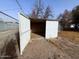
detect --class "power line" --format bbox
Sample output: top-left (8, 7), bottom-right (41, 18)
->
top-left (0, 8), bottom-right (19, 12)
top-left (15, 0), bottom-right (24, 12)
top-left (0, 11), bottom-right (18, 21)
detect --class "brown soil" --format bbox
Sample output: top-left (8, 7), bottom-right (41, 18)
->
top-left (1, 31), bottom-right (79, 59)
top-left (0, 29), bottom-right (19, 59)
top-left (18, 32), bottom-right (79, 59)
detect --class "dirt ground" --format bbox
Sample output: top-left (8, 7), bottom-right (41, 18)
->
top-left (0, 31), bottom-right (79, 59)
top-left (18, 31), bottom-right (79, 59)
top-left (0, 29), bottom-right (19, 59)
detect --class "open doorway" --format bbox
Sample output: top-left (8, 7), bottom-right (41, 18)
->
top-left (30, 18), bottom-right (46, 37)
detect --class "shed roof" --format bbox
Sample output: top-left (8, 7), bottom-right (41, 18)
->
top-left (29, 17), bottom-right (59, 23)
top-left (20, 13), bottom-right (58, 22)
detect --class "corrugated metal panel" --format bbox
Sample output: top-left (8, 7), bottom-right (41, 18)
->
top-left (19, 13), bottom-right (31, 55)
top-left (45, 21), bottom-right (58, 39)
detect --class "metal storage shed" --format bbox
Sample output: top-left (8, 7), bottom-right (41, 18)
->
top-left (30, 18), bottom-right (59, 39)
top-left (19, 13), bottom-right (59, 55)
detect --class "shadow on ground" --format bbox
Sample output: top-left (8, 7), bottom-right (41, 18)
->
top-left (0, 32), bottom-right (19, 59)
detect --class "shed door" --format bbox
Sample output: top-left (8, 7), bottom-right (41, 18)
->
top-left (19, 13), bottom-right (31, 55)
top-left (45, 21), bottom-right (58, 39)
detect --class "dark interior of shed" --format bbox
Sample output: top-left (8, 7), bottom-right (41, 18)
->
top-left (30, 18), bottom-right (46, 37)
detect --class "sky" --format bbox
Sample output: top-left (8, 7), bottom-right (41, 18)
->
top-left (0, 0), bottom-right (79, 21)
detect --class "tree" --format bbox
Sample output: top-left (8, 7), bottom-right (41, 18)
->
top-left (31, 9), bottom-right (37, 18)
top-left (43, 6), bottom-right (53, 19)
top-left (72, 5), bottom-right (79, 24)
top-left (59, 9), bottom-right (72, 30)
top-left (30, 0), bottom-right (44, 19)
top-left (30, 0), bottom-right (53, 19)
top-left (57, 14), bottom-right (63, 20)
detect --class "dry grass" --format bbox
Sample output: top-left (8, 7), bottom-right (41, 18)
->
top-left (59, 31), bottom-right (79, 44)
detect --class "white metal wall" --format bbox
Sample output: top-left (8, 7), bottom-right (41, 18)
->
top-left (19, 13), bottom-right (31, 55)
top-left (45, 21), bottom-right (58, 39)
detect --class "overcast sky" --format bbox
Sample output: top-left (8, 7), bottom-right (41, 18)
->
top-left (0, 0), bottom-right (79, 21)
